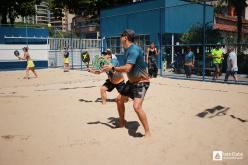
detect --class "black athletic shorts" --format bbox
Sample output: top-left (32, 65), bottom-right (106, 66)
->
top-left (103, 79), bottom-right (125, 93)
top-left (120, 81), bottom-right (150, 100)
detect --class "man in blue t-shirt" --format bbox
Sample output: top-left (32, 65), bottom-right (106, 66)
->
top-left (184, 47), bottom-right (195, 78)
top-left (103, 29), bottom-right (151, 137)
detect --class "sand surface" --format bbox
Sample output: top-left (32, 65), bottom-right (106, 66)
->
top-left (0, 68), bottom-right (247, 165)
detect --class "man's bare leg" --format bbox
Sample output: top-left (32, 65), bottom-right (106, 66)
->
top-left (100, 86), bottom-right (108, 105)
top-left (133, 98), bottom-right (151, 137)
top-left (213, 70), bottom-right (219, 80)
top-left (217, 70), bottom-right (220, 79)
top-left (233, 74), bottom-right (238, 82)
top-left (116, 94), bottom-right (127, 127)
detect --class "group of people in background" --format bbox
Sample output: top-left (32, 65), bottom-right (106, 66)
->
top-left (144, 42), bottom-right (239, 82)
top-left (18, 41), bottom-right (238, 84)
top-left (210, 45), bottom-right (238, 82)
top-left (165, 44), bottom-right (238, 82)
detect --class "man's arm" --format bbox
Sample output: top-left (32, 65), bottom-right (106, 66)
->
top-left (114, 63), bottom-right (133, 73)
top-left (103, 48), bottom-right (138, 73)
top-left (210, 50), bottom-right (216, 58)
top-left (87, 68), bottom-right (102, 74)
top-left (102, 63), bottom-right (134, 73)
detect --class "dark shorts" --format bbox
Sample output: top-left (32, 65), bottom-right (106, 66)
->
top-left (184, 65), bottom-right (192, 76)
top-left (103, 79), bottom-right (125, 93)
top-left (213, 63), bottom-right (221, 71)
top-left (226, 70), bottom-right (238, 76)
top-left (120, 81), bottom-right (150, 100)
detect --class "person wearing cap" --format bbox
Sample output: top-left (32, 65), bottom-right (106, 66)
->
top-left (224, 47), bottom-right (238, 82)
top-left (106, 48), bottom-right (117, 59)
top-left (18, 47), bottom-right (38, 79)
top-left (103, 29), bottom-right (151, 137)
top-left (210, 44), bottom-right (223, 80)
top-left (63, 47), bottom-right (70, 72)
top-left (88, 50), bottom-right (125, 104)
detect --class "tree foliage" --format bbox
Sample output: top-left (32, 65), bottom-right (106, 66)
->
top-left (50, 0), bottom-right (133, 19)
top-left (180, 24), bottom-right (222, 44)
top-left (0, 0), bottom-right (41, 24)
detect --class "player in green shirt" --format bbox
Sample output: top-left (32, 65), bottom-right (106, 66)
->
top-left (210, 45), bottom-right (223, 80)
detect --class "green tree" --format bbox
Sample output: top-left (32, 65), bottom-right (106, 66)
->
top-left (180, 24), bottom-right (222, 44)
top-left (50, 0), bottom-right (133, 19)
top-left (228, 0), bottom-right (247, 54)
top-left (0, 0), bottom-right (41, 24)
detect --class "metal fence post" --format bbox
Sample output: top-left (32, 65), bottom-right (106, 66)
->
top-left (80, 28), bottom-right (83, 70)
top-left (202, 1), bottom-right (206, 81)
top-left (70, 24), bottom-right (74, 69)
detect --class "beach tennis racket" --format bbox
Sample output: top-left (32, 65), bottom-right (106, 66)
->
top-left (81, 51), bottom-right (90, 68)
top-left (14, 50), bottom-right (20, 57)
top-left (92, 55), bottom-right (110, 70)
top-left (81, 51), bottom-right (90, 63)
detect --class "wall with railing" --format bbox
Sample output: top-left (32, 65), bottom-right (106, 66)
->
top-left (0, 38), bottom-right (101, 70)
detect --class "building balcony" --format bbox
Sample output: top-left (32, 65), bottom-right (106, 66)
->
top-left (214, 14), bottom-right (248, 33)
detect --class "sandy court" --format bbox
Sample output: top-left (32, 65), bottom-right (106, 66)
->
top-left (0, 68), bottom-right (247, 165)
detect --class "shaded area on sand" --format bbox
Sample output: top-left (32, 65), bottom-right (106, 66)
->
top-left (196, 105), bottom-right (247, 123)
top-left (78, 98), bottom-right (116, 103)
top-left (87, 117), bottom-right (143, 138)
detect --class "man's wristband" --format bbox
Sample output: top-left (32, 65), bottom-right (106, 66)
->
top-left (112, 66), bottom-right (115, 72)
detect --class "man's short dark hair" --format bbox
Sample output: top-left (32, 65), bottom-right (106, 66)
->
top-left (121, 29), bottom-right (135, 42)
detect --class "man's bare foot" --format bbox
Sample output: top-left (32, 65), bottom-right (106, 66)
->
top-left (145, 131), bottom-right (151, 137)
top-left (116, 120), bottom-right (125, 128)
top-left (118, 124), bottom-right (125, 128)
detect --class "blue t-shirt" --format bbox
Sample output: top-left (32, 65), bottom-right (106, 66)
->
top-left (125, 44), bottom-right (149, 83)
top-left (185, 51), bottom-right (194, 63)
top-left (106, 58), bottom-right (123, 80)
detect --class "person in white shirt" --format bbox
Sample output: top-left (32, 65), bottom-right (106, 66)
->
top-left (224, 47), bottom-right (238, 82)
